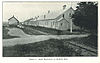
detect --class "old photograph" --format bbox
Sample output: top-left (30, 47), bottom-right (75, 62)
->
top-left (3, 1), bottom-right (98, 57)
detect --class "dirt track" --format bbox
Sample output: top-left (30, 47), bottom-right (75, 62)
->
top-left (3, 28), bottom-right (89, 47)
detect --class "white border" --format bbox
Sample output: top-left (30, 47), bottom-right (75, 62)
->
top-left (0, 0), bottom-right (99, 63)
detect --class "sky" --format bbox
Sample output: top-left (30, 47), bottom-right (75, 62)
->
top-left (3, 1), bottom-right (79, 22)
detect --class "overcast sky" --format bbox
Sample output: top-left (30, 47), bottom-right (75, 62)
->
top-left (3, 1), bottom-right (78, 22)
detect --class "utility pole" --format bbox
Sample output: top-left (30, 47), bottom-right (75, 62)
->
top-left (70, 2), bottom-right (72, 33)
top-left (70, 19), bottom-right (72, 33)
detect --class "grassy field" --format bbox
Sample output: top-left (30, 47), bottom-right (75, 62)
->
top-left (3, 34), bottom-right (97, 57)
top-left (3, 25), bottom-right (97, 57)
top-left (20, 25), bottom-right (58, 35)
top-left (3, 39), bottom-right (81, 57)
top-left (21, 25), bottom-right (87, 35)
top-left (3, 26), bottom-right (20, 39)
top-left (64, 35), bottom-right (97, 49)
top-left (20, 26), bottom-right (48, 35)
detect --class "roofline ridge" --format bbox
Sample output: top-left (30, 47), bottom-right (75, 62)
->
top-left (8, 16), bottom-right (19, 22)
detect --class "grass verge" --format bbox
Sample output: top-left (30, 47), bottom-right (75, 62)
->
top-left (3, 39), bottom-right (81, 57)
top-left (21, 25), bottom-right (87, 35)
top-left (3, 26), bottom-right (20, 39)
top-left (3, 34), bottom-right (97, 57)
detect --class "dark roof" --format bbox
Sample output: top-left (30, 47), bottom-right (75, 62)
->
top-left (36, 19), bottom-right (55, 21)
top-left (24, 18), bottom-right (33, 22)
top-left (8, 15), bottom-right (19, 22)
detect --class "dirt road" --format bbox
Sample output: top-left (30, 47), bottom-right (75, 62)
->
top-left (3, 28), bottom-right (89, 47)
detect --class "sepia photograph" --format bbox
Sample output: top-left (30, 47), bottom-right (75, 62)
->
top-left (2, 1), bottom-right (98, 57)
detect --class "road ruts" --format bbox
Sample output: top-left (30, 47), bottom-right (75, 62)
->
top-left (64, 41), bottom-right (97, 56)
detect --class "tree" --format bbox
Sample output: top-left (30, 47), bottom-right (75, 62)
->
top-left (72, 2), bottom-right (98, 31)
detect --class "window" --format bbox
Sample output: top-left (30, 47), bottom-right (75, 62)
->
top-left (61, 23), bottom-right (63, 26)
top-left (45, 22), bottom-right (46, 25)
top-left (47, 22), bottom-right (48, 25)
top-left (69, 13), bottom-right (72, 17)
top-left (51, 22), bottom-right (52, 27)
top-left (53, 21), bottom-right (55, 25)
top-left (63, 14), bottom-right (64, 18)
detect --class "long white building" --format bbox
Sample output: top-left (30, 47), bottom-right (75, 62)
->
top-left (23, 7), bottom-right (79, 31)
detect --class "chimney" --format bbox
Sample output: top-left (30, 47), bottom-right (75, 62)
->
top-left (48, 10), bottom-right (50, 14)
top-left (63, 5), bottom-right (66, 10)
top-left (44, 15), bottom-right (46, 19)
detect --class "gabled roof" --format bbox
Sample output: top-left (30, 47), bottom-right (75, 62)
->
top-left (8, 15), bottom-right (19, 22)
top-left (24, 7), bottom-right (74, 22)
top-left (37, 7), bottom-right (74, 20)
top-left (55, 7), bottom-right (74, 20)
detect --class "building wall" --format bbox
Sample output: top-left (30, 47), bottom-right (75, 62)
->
top-left (55, 7), bottom-right (80, 30)
top-left (23, 8), bottom-right (80, 31)
top-left (33, 19), bottom-right (70, 30)
top-left (24, 18), bottom-right (74, 30)
top-left (57, 19), bottom-right (69, 30)
top-left (35, 19), bottom-right (57, 28)
top-left (8, 18), bottom-right (19, 26)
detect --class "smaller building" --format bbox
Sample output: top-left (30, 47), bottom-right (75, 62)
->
top-left (8, 15), bottom-right (19, 26)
